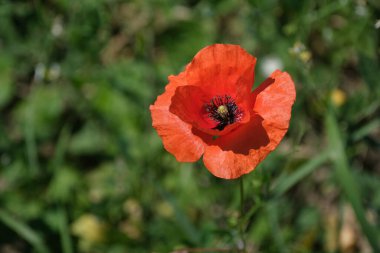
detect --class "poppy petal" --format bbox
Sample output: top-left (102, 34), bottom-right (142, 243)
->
top-left (253, 70), bottom-right (296, 131)
top-left (203, 146), bottom-right (257, 179)
top-left (185, 44), bottom-right (257, 98)
top-left (169, 85), bottom-right (213, 129)
top-left (202, 115), bottom-right (267, 179)
top-left (150, 72), bottom-right (205, 162)
top-left (202, 70), bottom-right (295, 179)
top-left (154, 72), bottom-right (187, 107)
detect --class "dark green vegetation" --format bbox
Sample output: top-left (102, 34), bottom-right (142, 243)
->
top-left (0, 0), bottom-right (379, 252)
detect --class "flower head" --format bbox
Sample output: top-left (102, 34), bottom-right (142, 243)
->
top-left (331, 88), bottom-right (346, 107)
top-left (150, 44), bottom-right (296, 179)
top-left (71, 214), bottom-right (106, 243)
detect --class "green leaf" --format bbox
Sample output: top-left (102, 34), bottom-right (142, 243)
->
top-left (352, 118), bottom-right (380, 141)
top-left (46, 167), bottom-right (80, 202)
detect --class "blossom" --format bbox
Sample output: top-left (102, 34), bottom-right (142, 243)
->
top-left (150, 44), bottom-right (296, 179)
top-left (331, 88), bottom-right (346, 107)
top-left (71, 214), bottom-right (106, 243)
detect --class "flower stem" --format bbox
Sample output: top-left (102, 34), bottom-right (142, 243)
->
top-left (239, 177), bottom-right (246, 252)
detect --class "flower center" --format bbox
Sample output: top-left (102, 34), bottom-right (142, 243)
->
top-left (217, 105), bottom-right (228, 118)
top-left (205, 95), bottom-right (243, 130)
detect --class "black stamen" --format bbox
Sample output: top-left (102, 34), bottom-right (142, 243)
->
top-left (205, 95), bottom-right (243, 130)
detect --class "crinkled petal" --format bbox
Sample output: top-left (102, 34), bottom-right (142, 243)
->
top-left (154, 71), bottom-right (187, 106)
top-left (169, 85), bottom-right (212, 129)
top-left (202, 115), bottom-right (267, 178)
top-left (253, 70), bottom-right (296, 131)
top-left (203, 146), bottom-right (257, 179)
top-left (185, 44), bottom-right (257, 100)
top-left (202, 70), bottom-right (296, 179)
top-left (150, 72), bottom-right (205, 162)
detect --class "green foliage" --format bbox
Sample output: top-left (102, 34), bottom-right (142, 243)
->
top-left (0, 0), bottom-right (379, 252)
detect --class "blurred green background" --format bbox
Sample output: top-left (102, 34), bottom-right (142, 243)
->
top-left (0, 0), bottom-right (379, 252)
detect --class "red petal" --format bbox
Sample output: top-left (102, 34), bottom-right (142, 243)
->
top-left (202, 70), bottom-right (296, 179)
top-left (203, 146), bottom-right (258, 179)
top-left (185, 44), bottom-right (256, 101)
top-left (169, 85), bottom-right (214, 129)
top-left (154, 72), bottom-right (187, 107)
top-left (169, 85), bottom-right (250, 136)
top-left (150, 72), bottom-right (205, 162)
top-left (253, 70), bottom-right (296, 131)
top-left (202, 115), bottom-right (267, 179)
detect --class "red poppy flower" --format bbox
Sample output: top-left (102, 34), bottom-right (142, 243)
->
top-left (150, 44), bottom-right (296, 179)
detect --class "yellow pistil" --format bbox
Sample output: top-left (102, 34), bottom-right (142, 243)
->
top-left (217, 105), bottom-right (228, 118)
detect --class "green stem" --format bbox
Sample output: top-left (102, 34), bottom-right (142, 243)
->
top-left (239, 177), bottom-right (246, 252)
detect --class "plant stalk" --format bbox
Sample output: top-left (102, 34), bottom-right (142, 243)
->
top-left (239, 177), bottom-right (246, 252)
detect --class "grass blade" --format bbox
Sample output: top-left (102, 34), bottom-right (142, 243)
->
top-left (352, 118), bottom-right (380, 141)
top-left (57, 208), bottom-right (73, 253)
top-left (272, 151), bottom-right (330, 197)
top-left (267, 201), bottom-right (287, 253)
top-left (25, 113), bottom-right (39, 175)
top-left (49, 125), bottom-right (71, 172)
top-left (325, 111), bottom-right (380, 252)
top-left (0, 209), bottom-right (49, 253)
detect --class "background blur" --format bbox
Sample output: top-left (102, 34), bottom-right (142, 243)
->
top-left (0, 0), bottom-right (379, 252)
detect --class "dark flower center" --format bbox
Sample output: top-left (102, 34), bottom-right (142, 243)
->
top-left (205, 95), bottom-right (243, 130)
